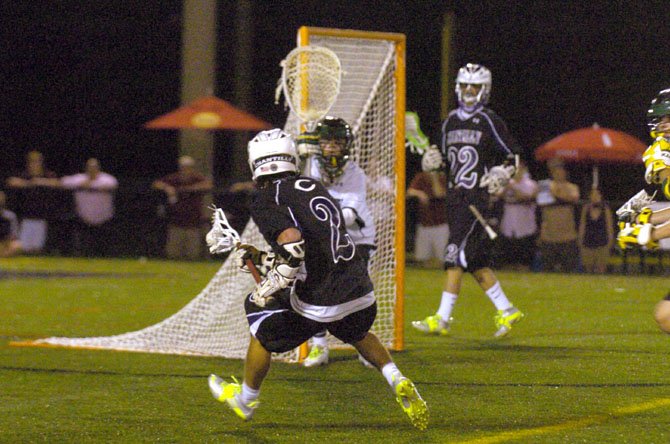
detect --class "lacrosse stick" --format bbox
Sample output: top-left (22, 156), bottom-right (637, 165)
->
top-left (405, 111), bottom-right (431, 155)
top-left (468, 204), bottom-right (498, 240)
top-left (275, 45), bottom-right (342, 176)
top-left (206, 206), bottom-right (261, 283)
top-left (616, 189), bottom-right (656, 223)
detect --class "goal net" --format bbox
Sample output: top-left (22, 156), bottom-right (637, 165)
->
top-left (22, 27), bottom-right (406, 362)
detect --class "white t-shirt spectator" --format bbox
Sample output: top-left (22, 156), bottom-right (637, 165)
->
top-left (61, 172), bottom-right (118, 226)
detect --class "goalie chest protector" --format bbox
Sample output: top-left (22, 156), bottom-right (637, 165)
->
top-left (250, 175), bottom-right (373, 307)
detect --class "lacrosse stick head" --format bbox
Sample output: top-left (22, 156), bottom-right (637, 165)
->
top-left (280, 45), bottom-right (342, 131)
top-left (405, 111), bottom-right (430, 154)
top-left (206, 206), bottom-right (240, 254)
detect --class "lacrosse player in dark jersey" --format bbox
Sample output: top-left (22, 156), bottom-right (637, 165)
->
top-left (208, 129), bottom-right (427, 429)
top-left (413, 63), bottom-right (525, 338)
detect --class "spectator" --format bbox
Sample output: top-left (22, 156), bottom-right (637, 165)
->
top-left (579, 188), bottom-right (614, 273)
top-left (407, 170), bottom-right (449, 268)
top-left (536, 159), bottom-right (580, 272)
top-left (5, 151), bottom-right (59, 253)
top-left (152, 155), bottom-right (213, 260)
top-left (0, 191), bottom-right (22, 257)
top-left (497, 160), bottom-right (538, 270)
top-left (60, 158), bottom-right (118, 257)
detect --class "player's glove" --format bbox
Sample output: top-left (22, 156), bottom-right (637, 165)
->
top-left (480, 164), bottom-right (516, 195)
top-left (236, 244), bottom-right (275, 276)
top-left (615, 189), bottom-right (656, 223)
top-left (296, 130), bottom-right (320, 158)
top-left (421, 145), bottom-right (443, 172)
top-left (617, 208), bottom-right (657, 250)
top-left (250, 261), bottom-right (299, 307)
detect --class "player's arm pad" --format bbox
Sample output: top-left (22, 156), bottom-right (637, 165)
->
top-left (250, 239), bottom-right (305, 307)
top-left (296, 131), bottom-right (320, 158)
top-left (342, 207), bottom-right (365, 229)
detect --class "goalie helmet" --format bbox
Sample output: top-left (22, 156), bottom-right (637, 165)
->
top-left (455, 63), bottom-right (492, 111)
top-left (647, 88), bottom-right (670, 139)
top-left (316, 116), bottom-right (353, 180)
top-left (247, 129), bottom-right (299, 181)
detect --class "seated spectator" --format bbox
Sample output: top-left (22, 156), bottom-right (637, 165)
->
top-left (60, 158), bottom-right (118, 257)
top-left (407, 170), bottom-right (449, 268)
top-left (5, 151), bottom-right (59, 253)
top-left (497, 161), bottom-right (538, 270)
top-left (578, 188), bottom-right (614, 273)
top-left (536, 159), bottom-right (581, 272)
top-left (0, 191), bottom-right (22, 257)
top-left (152, 155), bottom-right (213, 260)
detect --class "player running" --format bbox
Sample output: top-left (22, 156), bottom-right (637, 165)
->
top-left (300, 116), bottom-right (376, 368)
top-left (207, 129), bottom-right (428, 429)
top-left (616, 88), bottom-right (670, 333)
top-left (412, 63), bottom-right (525, 338)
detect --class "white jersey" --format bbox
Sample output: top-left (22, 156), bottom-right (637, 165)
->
top-left (308, 157), bottom-right (376, 247)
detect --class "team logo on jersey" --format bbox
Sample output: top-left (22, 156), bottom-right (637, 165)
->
top-left (447, 129), bottom-right (482, 145)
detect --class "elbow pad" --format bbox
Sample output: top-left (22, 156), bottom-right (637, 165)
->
top-left (279, 239), bottom-right (305, 267)
top-left (342, 208), bottom-right (357, 227)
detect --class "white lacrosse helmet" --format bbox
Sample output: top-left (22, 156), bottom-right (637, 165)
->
top-left (455, 63), bottom-right (492, 111)
top-left (248, 129), bottom-right (299, 181)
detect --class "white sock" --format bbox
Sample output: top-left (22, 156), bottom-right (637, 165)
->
top-left (312, 332), bottom-right (328, 348)
top-left (381, 363), bottom-right (403, 388)
top-left (240, 382), bottom-right (260, 405)
top-left (436, 291), bottom-right (458, 320)
top-left (485, 281), bottom-right (512, 311)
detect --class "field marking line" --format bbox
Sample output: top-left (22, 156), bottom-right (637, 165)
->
top-left (455, 397), bottom-right (670, 444)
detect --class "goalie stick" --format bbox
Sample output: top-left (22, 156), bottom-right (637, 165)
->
top-left (206, 206), bottom-right (261, 283)
top-left (468, 204), bottom-right (498, 240)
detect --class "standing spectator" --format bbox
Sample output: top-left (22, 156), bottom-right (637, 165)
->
top-left (407, 170), bottom-right (449, 268)
top-left (0, 191), bottom-right (22, 257)
top-left (497, 160), bottom-right (538, 270)
top-left (152, 155), bottom-right (213, 260)
top-left (536, 159), bottom-right (581, 272)
top-left (579, 188), bottom-right (614, 273)
top-left (60, 158), bottom-right (118, 257)
top-left (412, 63), bottom-right (525, 338)
top-left (5, 151), bottom-right (59, 253)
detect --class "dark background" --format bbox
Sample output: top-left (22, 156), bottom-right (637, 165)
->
top-left (2, 0), bottom-right (668, 198)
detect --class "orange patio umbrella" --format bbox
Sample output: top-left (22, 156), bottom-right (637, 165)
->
top-left (535, 123), bottom-right (647, 188)
top-left (144, 96), bottom-right (272, 130)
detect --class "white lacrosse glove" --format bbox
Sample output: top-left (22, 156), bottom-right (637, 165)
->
top-left (296, 130), bottom-right (320, 158)
top-left (615, 189), bottom-right (656, 223)
top-left (236, 243), bottom-right (275, 276)
top-left (250, 262), bottom-right (299, 307)
top-left (480, 164), bottom-right (516, 195)
top-left (205, 208), bottom-right (240, 254)
top-left (421, 145), bottom-right (443, 172)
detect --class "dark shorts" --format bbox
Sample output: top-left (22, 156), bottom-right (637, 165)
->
top-left (444, 202), bottom-right (495, 272)
top-left (244, 290), bottom-right (377, 353)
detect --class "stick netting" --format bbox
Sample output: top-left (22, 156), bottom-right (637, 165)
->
top-left (34, 31), bottom-right (402, 362)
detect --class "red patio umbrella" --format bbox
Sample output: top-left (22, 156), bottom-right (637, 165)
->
top-left (144, 96), bottom-right (272, 130)
top-left (535, 123), bottom-right (647, 188)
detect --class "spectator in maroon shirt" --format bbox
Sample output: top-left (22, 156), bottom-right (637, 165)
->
top-left (152, 155), bottom-right (213, 260)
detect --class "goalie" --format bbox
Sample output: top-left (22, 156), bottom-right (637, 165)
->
top-left (413, 63), bottom-right (525, 338)
top-left (207, 129), bottom-right (428, 429)
top-left (617, 87), bottom-right (670, 333)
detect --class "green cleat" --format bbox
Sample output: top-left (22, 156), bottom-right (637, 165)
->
top-left (208, 374), bottom-right (258, 421)
top-left (411, 314), bottom-right (451, 335)
top-left (303, 345), bottom-right (329, 367)
top-left (393, 376), bottom-right (429, 430)
top-left (494, 307), bottom-right (525, 338)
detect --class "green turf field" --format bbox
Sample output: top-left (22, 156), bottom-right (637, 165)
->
top-left (1, 257), bottom-right (669, 443)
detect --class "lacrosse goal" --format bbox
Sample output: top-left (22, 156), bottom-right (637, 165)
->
top-left (16, 27), bottom-right (406, 362)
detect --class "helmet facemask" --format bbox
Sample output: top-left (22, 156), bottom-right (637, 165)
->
top-left (317, 138), bottom-right (349, 182)
top-left (455, 63), bottom-right (492, 112)
top-left (316, 116), bottom-right (353, 181)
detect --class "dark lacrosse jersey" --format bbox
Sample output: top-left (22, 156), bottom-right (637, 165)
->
top-left (440, 106), bottom-right (521, 270)
top-left (250, 175), bottom-right (374, 322)
top-left (440, 107), bottom-right (520, 209)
